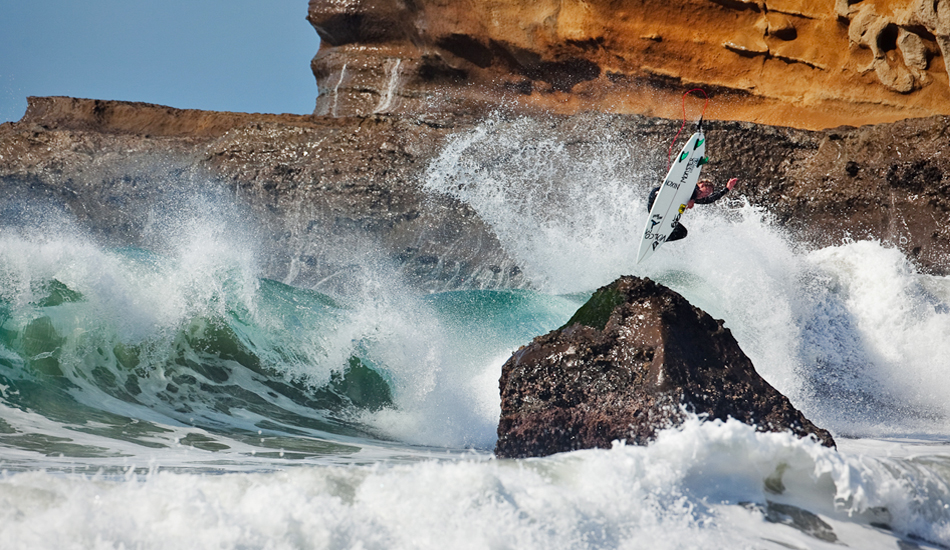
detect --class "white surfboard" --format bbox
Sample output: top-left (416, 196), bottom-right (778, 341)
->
top-left (636, 129), bottom-right (707, 264)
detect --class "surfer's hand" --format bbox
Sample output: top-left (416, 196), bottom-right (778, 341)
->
top-left (727, 178), bottom-right (738, 191)
top-left (687, 200), bottom-right (695, 209)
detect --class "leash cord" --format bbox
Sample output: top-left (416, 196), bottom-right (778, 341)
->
top-left (666, 88), bottom-right (709, 169)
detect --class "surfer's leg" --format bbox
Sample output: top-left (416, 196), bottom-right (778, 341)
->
top-left (667, 223), bottom-right (688, 242)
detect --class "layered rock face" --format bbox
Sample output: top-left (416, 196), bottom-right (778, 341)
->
top-left (0, 97), bottom-right (521, 292)
top-left (2, 97), bottom-right (949, 280)
top-left (495, 276), bottom-right (835, 459)
top-left (309, 0), bottom-right (950, 130)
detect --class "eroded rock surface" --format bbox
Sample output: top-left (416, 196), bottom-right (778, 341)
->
top-left (309, 0), bottom-right (950, 129)
top-left (0, 97), bottom-right (519, 292)
top-left (495, 276), bottom-right (835, 458)
top-left (2, 97), bottom-right (948, 282)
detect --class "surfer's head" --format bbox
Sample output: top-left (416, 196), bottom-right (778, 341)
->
top-left (696, 180), bottom-right (714, 199)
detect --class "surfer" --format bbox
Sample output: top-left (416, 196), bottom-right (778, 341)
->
top-left (647, 178), bottom-right (738, 242)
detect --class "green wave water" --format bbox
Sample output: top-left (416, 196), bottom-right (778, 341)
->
top-left (0, 242), bottom-right (583, 467)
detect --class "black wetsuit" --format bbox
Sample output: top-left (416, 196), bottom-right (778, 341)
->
top-left (647, 185), bottom-right (729, 242)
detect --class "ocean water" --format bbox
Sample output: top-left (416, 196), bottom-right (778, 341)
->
top-left (1, 118), bottom-right (950, 549)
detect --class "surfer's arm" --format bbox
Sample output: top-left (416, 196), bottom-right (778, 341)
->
top-left (647, 187), bottom-right (660, 211)
top-left (693, 191), bottom-right (721, 205)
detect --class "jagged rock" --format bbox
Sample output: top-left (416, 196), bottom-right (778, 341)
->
top-left (495, 276), bottom-right (835, 459)
top-left (308, 0), bottom-right (950, 130)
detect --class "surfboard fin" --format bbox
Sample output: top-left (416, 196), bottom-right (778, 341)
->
top-left (698, 156), bottom-right (709, 166)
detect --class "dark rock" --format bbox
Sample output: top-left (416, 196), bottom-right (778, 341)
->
top-left (495, 276), bottom-right (835, 459)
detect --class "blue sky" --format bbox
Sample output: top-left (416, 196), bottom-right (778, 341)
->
top-left (0, 0), bottom-right (320, 123)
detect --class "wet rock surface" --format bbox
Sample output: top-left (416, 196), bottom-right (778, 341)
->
top-left (2, 97), bottom-right (948, 281)
top-left (0, 98), bottom-right (519, 292)
top-left (495, 276), bottom-right (835, 458)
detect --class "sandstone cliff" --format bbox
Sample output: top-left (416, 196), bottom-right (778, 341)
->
top-left (308, 0), bottom-right (950, 129)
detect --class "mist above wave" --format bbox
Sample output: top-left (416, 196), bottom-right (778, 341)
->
top-left (424, 118), bottom-right (950, 439)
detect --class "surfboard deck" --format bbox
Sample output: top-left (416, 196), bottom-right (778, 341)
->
top-left (636, 130), bottom-right (706, 264)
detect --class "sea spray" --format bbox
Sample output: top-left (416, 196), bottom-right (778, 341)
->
top-left (361, 289), bottom-right (583, 448)
top-left (0, 197), bottom-right (406, 458)
top-left (423, 116), bottom-right (650, 294)
top-left (803, 240), bottom-right (950, 433)
top-left (1, 114), bottom-right (949, 549)
top-left (422, 117), bottom-right (950, 439)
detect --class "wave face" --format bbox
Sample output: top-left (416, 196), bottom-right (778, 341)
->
top-left (0, 199), bottom-right (584, 466)
top-left (1, 116), bottom-right (949, 548)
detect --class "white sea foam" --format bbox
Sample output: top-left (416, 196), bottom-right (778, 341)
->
top-left (355, 291), bottom-right (582, 449)
top-left (0, 418), bottom-right (946, 550)
top-left (423, 117), bottom-right (647, 294)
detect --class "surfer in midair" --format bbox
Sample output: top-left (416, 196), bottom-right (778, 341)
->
top-left (646, 177), bottom-right (739, 242)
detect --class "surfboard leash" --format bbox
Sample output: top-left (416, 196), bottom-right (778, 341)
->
top-left (666, 88), bottom-right (709, 169)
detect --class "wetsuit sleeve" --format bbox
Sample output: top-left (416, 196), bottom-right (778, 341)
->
top-left (693, 188), bottom-right (729, 205)
top-left (647, 187), bottom-right (660, 211)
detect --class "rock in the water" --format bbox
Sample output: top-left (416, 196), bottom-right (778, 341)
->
top-left (495, 276), bottom-right (835, 458)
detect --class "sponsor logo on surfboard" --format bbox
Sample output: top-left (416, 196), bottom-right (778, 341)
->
top-left (678, 160), bottom-right (699, 185)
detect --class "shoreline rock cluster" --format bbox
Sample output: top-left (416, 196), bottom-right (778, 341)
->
top-left (2, 96), bottom-right (948, 284)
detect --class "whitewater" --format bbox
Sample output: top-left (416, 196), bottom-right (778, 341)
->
top-left (1, 117), bottom-right (949, 549)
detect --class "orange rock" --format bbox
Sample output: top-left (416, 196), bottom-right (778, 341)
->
top-left (308, 0), bottom-right (950, 129)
